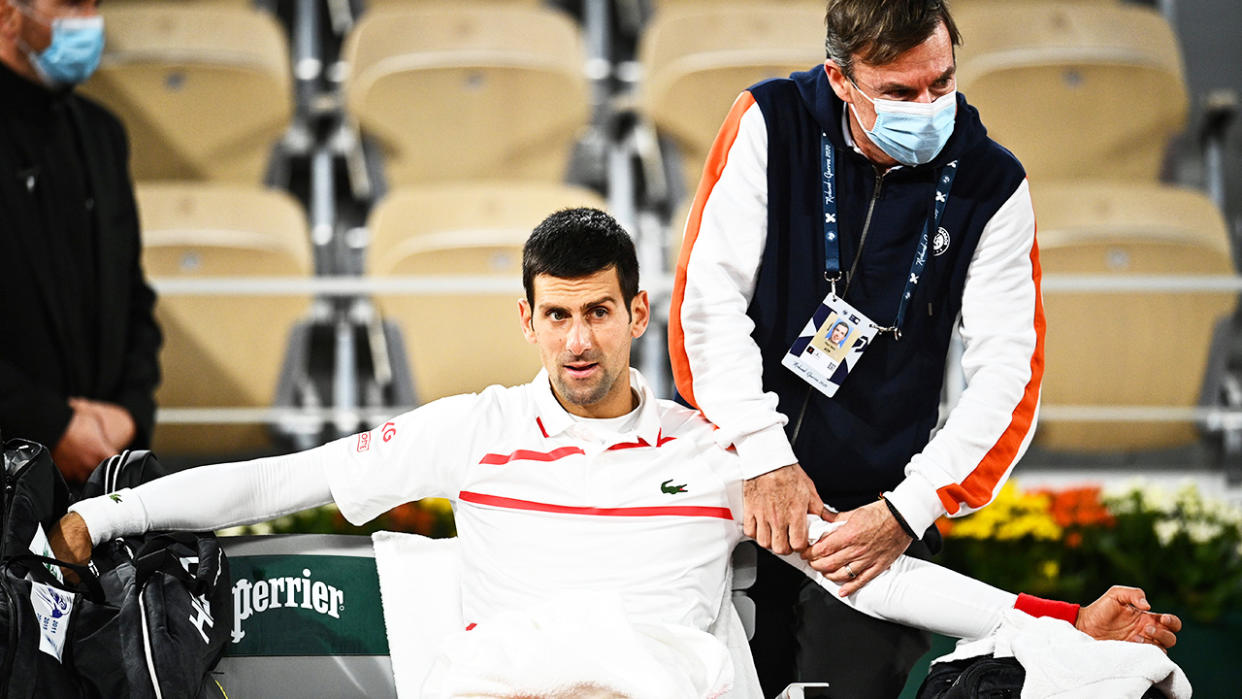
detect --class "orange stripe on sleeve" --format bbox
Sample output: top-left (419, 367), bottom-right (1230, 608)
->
top-left (668, 91), bottom-right (758, 410)
top-left (936, 230), bottom-right (1045, 515)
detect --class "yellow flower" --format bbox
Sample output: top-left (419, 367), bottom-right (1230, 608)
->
top-left (1040, 560), bottom-right (1060, 580)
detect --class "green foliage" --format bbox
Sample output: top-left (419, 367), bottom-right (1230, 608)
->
top-left (938, 481), bottom-right (1242, 622)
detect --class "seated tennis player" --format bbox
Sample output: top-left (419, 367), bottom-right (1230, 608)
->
top-left (53, 209), bottom-right (1180, 697)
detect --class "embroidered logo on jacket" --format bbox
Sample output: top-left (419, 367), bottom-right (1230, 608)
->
top-left (660, 479), bottom-right (688, 495)
top-left (932, 227), bottom-right (951, 256)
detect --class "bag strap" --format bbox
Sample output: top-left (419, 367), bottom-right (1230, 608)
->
top-left (133, 533), bottom-right (222, 595)
top-left (6, 551), bottom-right (106, 601)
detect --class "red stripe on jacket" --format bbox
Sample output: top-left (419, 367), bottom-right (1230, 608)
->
top-left (937, 230), bottom-right (1045, 514)
top-left (668, 91), bottom-right (758, 410)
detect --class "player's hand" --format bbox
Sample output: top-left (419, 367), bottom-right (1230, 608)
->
top-left (48, 512), bottom-right (93, 583)
top-left (807, 500), bottom-right (912, 596)
top-left (52, 408), bottom-right (114, 484)
top-left (1076, 585), bottom-right (1181, 651)
top-left (69, 398), bottom-right (136, 451)
top-left (743, 463), bottom-right (824, 555)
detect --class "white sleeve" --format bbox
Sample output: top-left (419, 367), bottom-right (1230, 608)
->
top-left (775, 517), bottom-right (1017, 640)
top-left (68, 449), bottom-right (333, 547)
top-left (885, 180), bottom-right (1043, 536)
top-left (69, 391), bottom-right (487, 545)
top-left (669, 92), bottom-right (798, 480)
top-left (778, 550), bottom-right (1016, 641)
top-left (325, 392), bottom-right (483, 523)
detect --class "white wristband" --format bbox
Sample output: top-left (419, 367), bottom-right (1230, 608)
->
top-left (67, 487), bottom-right (149, 547)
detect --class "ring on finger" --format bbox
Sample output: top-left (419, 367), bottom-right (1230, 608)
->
top-left (843, 562), bottom-right (857, 579)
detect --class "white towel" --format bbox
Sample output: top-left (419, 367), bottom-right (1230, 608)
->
top-left (422, 592), bottom-right (734, 699)
top-left (932, 609), bottom-right (1192, 699)
top-left (371, 531), bottom-right (734, 698)
top-left (371, 531), bottom-right (464, 698)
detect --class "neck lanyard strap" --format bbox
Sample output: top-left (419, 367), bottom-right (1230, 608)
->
top-left (821, 134), bottom-right (842, 294)
top-left (821, 133), bottom-right (959, 339)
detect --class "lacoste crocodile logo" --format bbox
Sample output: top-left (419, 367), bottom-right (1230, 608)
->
top-left (661, 479), bottom-right (688, 495)
top-left (108, 493), bottom-right (123, 503)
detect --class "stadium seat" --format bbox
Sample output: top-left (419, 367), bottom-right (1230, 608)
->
top-left (137, 183), bottom-right (311, 454)
top-left (365, 182), bottom-right (606, 402)
top-left (953, 2), bottom-right (1187, 183)
top-left (1032, 181), bottom-right (1235, 451)
top-left (638, 1), bottom-right (824, 197)
top-left (341, 4), bottom-right (589, 187)
top-left (79, 3), bottom-right (292, 183)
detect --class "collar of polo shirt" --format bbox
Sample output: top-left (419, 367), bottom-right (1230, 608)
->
top-left (532, 367), bottom-right (663, 447)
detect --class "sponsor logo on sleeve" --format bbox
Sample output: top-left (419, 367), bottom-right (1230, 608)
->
top-left (356, 431), bottom-right (371, 453)
top-left (381, 421), bottom-right (397, 443)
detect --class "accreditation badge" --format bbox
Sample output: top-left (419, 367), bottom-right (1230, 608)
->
top-left (781, 292), bottom-right (878, 398)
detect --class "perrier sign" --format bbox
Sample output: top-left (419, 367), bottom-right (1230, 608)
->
top-left (225, 554), bottom-right (389, 656)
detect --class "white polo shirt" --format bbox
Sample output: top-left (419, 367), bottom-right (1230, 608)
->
top-left (327, 368), bottom-right (747, 631)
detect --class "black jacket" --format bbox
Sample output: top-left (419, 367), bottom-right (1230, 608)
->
top-left (0, 61), bottom-right (161, 449)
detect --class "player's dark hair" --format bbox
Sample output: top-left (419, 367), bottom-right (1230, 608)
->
top-left (522, 207), bottom-right (640, 315)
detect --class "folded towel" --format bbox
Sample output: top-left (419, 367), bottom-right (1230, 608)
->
top-left (372, 531), bottom-right (464, 698)
top-left (933, 609), bottom-right (1192, 699)
top-left (372, 531), bottom-right (734, 698)
top-left (422, 592), bottom-right (733, 699)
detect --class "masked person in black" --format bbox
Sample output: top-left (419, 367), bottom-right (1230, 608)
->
top-left (0, 0), bottom-right (161, 484)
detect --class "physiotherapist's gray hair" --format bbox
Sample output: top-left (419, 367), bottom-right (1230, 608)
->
top-left (824, 0), bottom-right (961, 79)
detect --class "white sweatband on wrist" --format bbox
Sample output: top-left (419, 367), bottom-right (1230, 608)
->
top-left (67, 487), bottom-right (149, 547)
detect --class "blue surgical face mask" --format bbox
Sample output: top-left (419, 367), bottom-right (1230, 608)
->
top-left (849, 81), bottom-right (957, 166)
top-left (20, 11), bottom-right (105, 87)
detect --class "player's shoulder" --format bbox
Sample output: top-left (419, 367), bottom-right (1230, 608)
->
top-left (654, 399), bottom-right (719, 441)
top-left (394, 381), bottom-right (534, 429)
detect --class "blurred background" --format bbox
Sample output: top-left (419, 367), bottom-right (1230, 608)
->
top-left (79, 0), bottom-right (1242, 691)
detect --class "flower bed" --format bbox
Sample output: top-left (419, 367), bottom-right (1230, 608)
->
top-left (217, 498), bottom-right (457, 540)
top-left (936, 480), bottom-right (1242, 622)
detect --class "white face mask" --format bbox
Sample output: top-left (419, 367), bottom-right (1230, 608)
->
top-left (849, 81), bottom-right (957, 166)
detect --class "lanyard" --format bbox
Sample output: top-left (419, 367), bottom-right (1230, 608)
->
top-left (821, 133), bottom-right (958, 340)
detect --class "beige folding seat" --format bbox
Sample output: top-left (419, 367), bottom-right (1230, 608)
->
top-left (366, 183), bottom-right (606, 401)
top-left (138, 183), bottom-right (312, 455)
top-left (1032, 181), bottom-right (1235, 451)
top-left (638, 1), bottom-right (824, 197)
top-left (953, 2), bottom-right (1187, 183)
top-left (79, 3), bottom-right (292, 183)
top-left (342, 4), bottom-right (589, 187)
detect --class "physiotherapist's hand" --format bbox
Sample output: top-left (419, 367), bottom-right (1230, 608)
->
top-left (743, 463), bottom-right (824, 555)
top-left (48, 512), bottom-right (93, 583)
top-left (1076, 585), bottom-right (1181, 651)
top-left (70, 397), bottom-right (136, 451)
top-left (807, 500), bottom-right (911, 596)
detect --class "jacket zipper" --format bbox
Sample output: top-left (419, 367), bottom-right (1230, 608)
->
top-left (843, 165), bottom-right (886, 297)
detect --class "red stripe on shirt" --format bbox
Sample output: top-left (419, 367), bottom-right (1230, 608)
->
top-left (606, 431), bottom-right (678, 451)
top-left (937, 222), bottom-right (1045, 514)
top-left (478, 446), bottom-right (585, 465)
top-left (458, 491), bottom-right (734, 520)
top-left (669, 91), bottom-right (758, 410)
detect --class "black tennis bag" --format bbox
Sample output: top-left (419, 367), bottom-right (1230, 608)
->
top-left (0, 441), bottom-right (231, 698)
top-left (917, 655), bottom-right (1168, 699)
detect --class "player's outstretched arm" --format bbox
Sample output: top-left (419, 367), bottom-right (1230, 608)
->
top-left (50, 448), bottom-right (335, 568)
top-left (775, 520), bottom-right (1181, 649)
